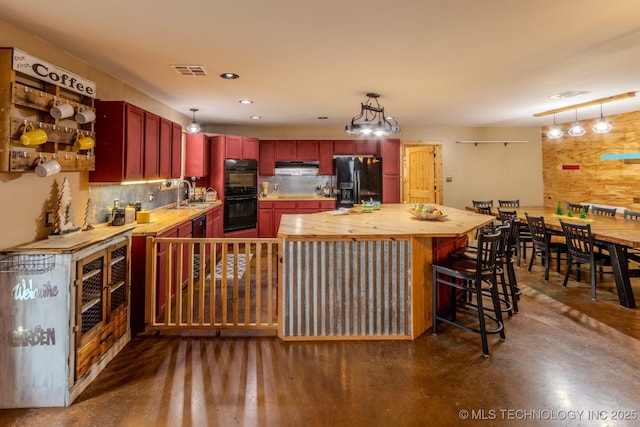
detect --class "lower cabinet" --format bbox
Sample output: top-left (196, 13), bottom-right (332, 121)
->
top-left (0, 231), bottom-right (131, 408)
top-left (259, 199), bottom-right (335, 238)
top-left (74, 238), bottom-right (130, 380)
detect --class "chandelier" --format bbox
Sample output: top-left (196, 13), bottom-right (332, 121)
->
top-left (345, 93), bottom-right (400, 137)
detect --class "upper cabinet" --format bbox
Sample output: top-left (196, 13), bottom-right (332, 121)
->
top-left (185, 133), bottom-right (210, 178)
top-left (259, 140), bottom-right (276, 176)
top-left (90, 100), bottom-right (181, 182)
top-left (143, 112), bottom-right (160, 179)
top-left (380, 138), bottom-right (400, 175)
top-left (0, 47), bottom-right (96, 173)
top-left (215, 135), bottom-right (258, 160)
top-left (171, 122), bottom-right (182, 179)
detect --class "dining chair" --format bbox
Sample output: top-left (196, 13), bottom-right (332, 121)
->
top-left (473, 200), bottom-right (493, 209)
top-left (498, 200), bottom-right (520, 208)
top-left (591, 206), bottom-right (617, 217)
top-left (526, 213), bottom-right (568, 281)
top-left (624, 209), bottom-right (640, 220)
top-left (560, 221), bottom-right (612, 300)
top-left (432, 229), bottom-right (505, 356)
top-left (566, 203), bottom-right (587, 214)
top-left (476, 205), bottom-right (493, 215)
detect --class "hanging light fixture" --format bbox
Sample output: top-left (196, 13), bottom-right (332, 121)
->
top-left (345, 93), bottom-right (400, 137)
top-left (186, 108), bottom-right (201, 134)
top-left (567, 109), bottom-right (585, 137)
top-left (592, 104), bottom-right (612, 134)
top-left (547, 113), bottom-right (563, 139)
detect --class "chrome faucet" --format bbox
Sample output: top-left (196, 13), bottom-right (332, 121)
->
top-left (176, 179), bottom-right (195, 208)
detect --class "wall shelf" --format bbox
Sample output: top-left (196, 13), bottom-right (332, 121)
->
top-left (456, 140), bottom-right (528, 146)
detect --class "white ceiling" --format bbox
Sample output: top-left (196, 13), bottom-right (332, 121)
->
top-left (3, 0), bottom-right (640, 130)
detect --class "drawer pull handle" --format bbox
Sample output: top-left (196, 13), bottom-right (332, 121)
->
top-left (100, 332), bottom-right (113, 344)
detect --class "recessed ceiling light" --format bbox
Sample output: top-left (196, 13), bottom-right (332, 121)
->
top-left (250, 115), bottom-right (261, 119)
top-left (548, 91), bottom-right (591, 99)
top-left (317, 116), bottom-right (328, 120)
top-left (220, 73), bottom-right (239, 79)
top-left (239, 99), bottom-right (253, 104)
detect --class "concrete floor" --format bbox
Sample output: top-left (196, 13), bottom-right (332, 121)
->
top-left (2, 262), bottom-right (640, 427)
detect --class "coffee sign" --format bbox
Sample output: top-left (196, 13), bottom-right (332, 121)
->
top-left (12, 48), bottom-right (96, 98)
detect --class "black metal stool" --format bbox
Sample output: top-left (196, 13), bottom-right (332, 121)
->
top-left (432, 230), bottom-right (505, 356)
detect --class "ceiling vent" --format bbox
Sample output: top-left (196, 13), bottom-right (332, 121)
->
top-left (170, 65), bottom-right (208, 77)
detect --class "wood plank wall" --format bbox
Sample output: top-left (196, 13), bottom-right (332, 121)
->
top-left (543, 110), bottom-right (640, 211)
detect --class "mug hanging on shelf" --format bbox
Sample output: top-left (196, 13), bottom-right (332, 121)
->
top-left (75, 106), bottom-right (96, 124)
top-left (73, 131), bottom-right (95, 150)
top-left (20, 123), bottom-right (48, 146)
top-left (34, 157), bottom-right (61, 177)
top-left (50, 99), bottom-right (74, 119)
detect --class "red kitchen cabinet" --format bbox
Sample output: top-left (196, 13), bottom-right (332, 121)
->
top-left (185, 133), bottom-right (210, 178)
top-left (260, 199), bottom-right (335, 237)
top-left (296, 200), bottom-right (321, 214)
top-left (381, 138), bottom-right (400, 175)
top-left (318, 140), bottom-right (334, 175)
top-left (275, 140), bottom-right (297, 161)
top-left (159, 118), bottom-right (172, 178)
top-left (333, 140), bottom-right (356, 155)
top-left (224, 135), bottom-right (244, 159)
top-left (259, 140), bottom-right (276, 176)
top-left (144, 112), bottom-right (160, 179)
top-left (171, 122), bottom-right (183, 179)
top-left (91, 101), bottom-right (145, 182)
top-left (382, 174), bottom-right (401, 204)
top-left (274, 201), bottom-right (297, 235)
top-left (297, 140), bottom-right (319, 160)
top-left (258, 201), bottom-right (274, 238)
top-left (243, 137), bottom-right (259, 160)
top-left (356, 139), bottom-right (380, 156)
top-left (205, 205), bottom-right (223, 238)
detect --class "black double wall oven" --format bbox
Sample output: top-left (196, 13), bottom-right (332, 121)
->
top-left (223, 159), bottom-right (258, 233)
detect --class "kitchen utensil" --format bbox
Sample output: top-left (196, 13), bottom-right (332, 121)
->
top-left (75, 106), bottom-right (96, 124)
top-left (111, 208), bottom-right (125, 226)
top-left (73, 132), bottom-right (95, 150)
top-left (136, 210), bottom-right (151, 223)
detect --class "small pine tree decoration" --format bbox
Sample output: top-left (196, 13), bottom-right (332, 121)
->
top-left (567, 209), bottom-right (573, 217)
top-left (580, 208), bottom-right (587, 219)
top-left (555, 201), bottom-right (563, 215)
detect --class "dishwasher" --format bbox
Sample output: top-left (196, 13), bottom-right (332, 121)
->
top-left (192, 214), bottom-right (206, 278)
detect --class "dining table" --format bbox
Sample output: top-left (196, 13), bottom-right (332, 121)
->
top-left (496, 206), bottom-right (638, 309)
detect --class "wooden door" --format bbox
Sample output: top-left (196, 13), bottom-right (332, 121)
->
top-left (404, 145), bottom-right (441, 204)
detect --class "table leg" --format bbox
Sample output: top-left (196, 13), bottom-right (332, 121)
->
top-left (607, 243), bottom-right (637, 308)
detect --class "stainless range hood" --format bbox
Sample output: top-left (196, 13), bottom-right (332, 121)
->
top-left (274, 161), bottom-right (319, 176)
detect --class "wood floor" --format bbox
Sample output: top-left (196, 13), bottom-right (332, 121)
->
top-left (2, 260), bottom-right (640, 427)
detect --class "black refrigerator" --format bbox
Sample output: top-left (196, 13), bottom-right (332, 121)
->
top-left (335, 156), bottom-right (383, 208)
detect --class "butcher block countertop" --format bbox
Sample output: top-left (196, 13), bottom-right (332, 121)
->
top-left (1, 202), bottom-right (222, 253)
top-left (277, 204), bottom-right (494, 239)
top-left (131, 201), bottom-right (221, 237)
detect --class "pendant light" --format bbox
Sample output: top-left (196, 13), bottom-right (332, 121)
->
top-left (345, 93), bottom-right (400, 137)
top-left (547, 113), bottom-right (563, 139)
top-left (592, 104), bottom-right (612, 134)
top-left (567, 109), bottom-right (585, 137)
top-left (186, 108), bottom-right (201, 134)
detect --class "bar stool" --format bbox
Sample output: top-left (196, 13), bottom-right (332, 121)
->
top-left (432, 230), bottom-right (505, 356)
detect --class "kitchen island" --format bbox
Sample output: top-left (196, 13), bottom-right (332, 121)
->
top-left (276, 204), bottom-right (493, 340)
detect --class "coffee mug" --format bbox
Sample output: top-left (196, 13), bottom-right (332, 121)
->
top-left (75, 106), bottom-right (96, 124)
top-left (50, 100), bottom-right (74, 119)
top-left (35, 158), bottom-right (61, 177)
top-left (73, 132), bottom-right (95, 150)
top-left (20, 123), bottom-right (48, 146)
